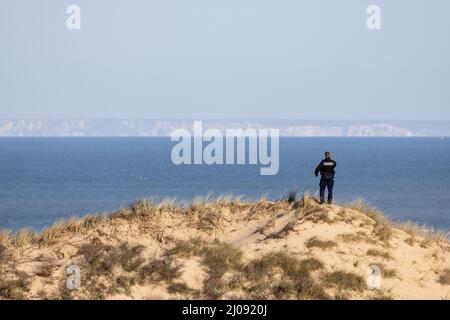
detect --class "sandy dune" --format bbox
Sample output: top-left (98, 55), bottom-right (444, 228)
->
top-left (1, 195), bottom-right (449, 300)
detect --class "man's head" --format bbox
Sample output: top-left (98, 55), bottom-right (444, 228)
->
top-left (324, 151), bottom-right (331, 159)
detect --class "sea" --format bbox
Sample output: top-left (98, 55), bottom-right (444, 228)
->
top-left (0, 137), bottom-right (449, 232)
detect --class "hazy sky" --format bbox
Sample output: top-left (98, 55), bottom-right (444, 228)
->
top-left (1, 0), bottom-right (449, 120)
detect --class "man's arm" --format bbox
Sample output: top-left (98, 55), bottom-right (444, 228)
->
top-left (314, 161), bottom-right (323, 177)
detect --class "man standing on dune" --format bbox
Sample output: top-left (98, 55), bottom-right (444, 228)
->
top-left (315, 151), bottom-right (337, 204)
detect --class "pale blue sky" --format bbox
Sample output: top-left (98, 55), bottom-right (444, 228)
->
top-left (1, 0), bottom-right (449, 120)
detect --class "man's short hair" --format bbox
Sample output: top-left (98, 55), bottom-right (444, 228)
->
top-left (324, 151), bottom-right (331, 157)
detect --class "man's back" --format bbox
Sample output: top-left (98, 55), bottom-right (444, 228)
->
top-left (315, 152), bottom-right (336, 204)
top-left (315, 158), bottom-right (337, 177)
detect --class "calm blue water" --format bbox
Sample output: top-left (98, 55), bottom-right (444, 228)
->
top-left (0, 138), bottom-right (449, 231)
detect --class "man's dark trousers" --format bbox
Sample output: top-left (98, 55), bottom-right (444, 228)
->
top-left (319, 173), bottom-right (334, 203)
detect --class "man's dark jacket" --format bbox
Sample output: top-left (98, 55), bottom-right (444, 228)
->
top-left (315, 159), bottom-right (337, 178)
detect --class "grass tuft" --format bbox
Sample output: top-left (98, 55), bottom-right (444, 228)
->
top-left (305, 237), bottom-right (337, 250)
top-left (377, 264), bottom-right (399, 279)
top-left (283, 188), bottom-right (300, 203)
top-left (337, 232), bottom-right (377, 245)
top-left (140, 257), bottom-right (183, 283)
top-left (0, 230), bottom-right (12, 247)
top-left (242, 251), bottom-right (327, 299)
top-left (34, 264), bottom-right (55, 278)
top-left (167, 282), bottom-right (198, 295)
top-left (347, 199), bottom-right (393, 242)
top-left (0, 244), bottom-right (11, 263)
top-left (200, 243), bottom-right (243, 299)
top-left (366, 249), bottom-right (392, 260)
top-left (0, 271), bottom-right (30, 300)
top-left (438, 269), bottom-right (450, 285)
top-left (12, 229), bottom-right (36, 247)
top-left (166, 238), bottom-right (205, 258)
top-left (323, 270), bottom-right (365, 292)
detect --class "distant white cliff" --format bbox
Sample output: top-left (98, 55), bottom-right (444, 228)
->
top-left (0, 119), bottom-right (435, 137)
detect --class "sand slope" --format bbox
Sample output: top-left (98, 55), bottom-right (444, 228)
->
top-left (1, 195), bottom-right (449, 300)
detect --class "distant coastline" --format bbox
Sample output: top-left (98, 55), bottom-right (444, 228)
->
top-left (1, 119), bottom-right (450, 137)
